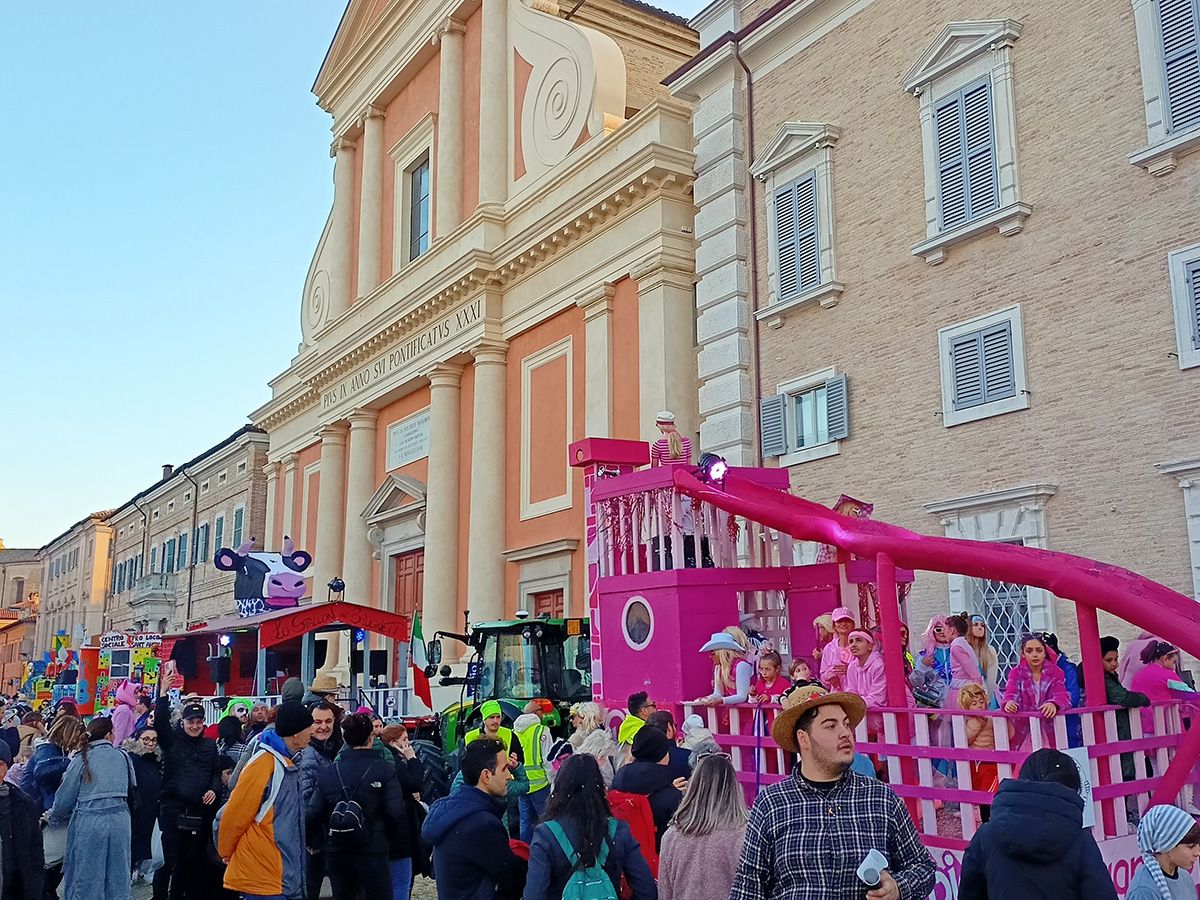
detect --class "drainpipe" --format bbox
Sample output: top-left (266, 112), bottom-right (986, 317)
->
top-left (131, 497), bottom-right (150, 629)
top-left (182, 469), bottom-right (200, 626)
top-left (731, 41), bottom-right (765, 467)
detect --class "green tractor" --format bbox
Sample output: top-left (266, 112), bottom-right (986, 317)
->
top-left (405, 611), bottom-right (593, 801)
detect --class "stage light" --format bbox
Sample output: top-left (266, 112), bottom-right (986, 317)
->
top-left (218, 634), bottom-right (231, 647)
top-left (698, 452), bottom-right (728, 484)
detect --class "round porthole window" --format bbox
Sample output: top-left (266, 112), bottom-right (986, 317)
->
top-left (621, 596), bottom-right (654, 650)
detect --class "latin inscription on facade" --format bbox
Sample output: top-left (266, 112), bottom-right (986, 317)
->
top-left (387, 409), bottom-right (431, 470)
top-left (321, 297), bottom-right (483, 412)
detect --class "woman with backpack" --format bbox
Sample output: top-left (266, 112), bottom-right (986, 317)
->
top-left (522, 753), bottom-right (657, 900)
top-left (308, 712), bottom-right (406, 900)
top-left (49, 716), bottom-right (138, 900)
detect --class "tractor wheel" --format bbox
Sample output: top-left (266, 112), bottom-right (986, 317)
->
top-left (413, 739), bottom-right (452, 803)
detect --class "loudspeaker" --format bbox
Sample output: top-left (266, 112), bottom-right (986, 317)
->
top-left (208, 655), bottom-right (231, 685)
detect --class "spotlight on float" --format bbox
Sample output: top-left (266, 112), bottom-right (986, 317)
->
top-left (698, 452), bottom-right (728, 484)
top-left (218, 634), bottom-right (232, 648)
top-left (327, 577), bottom-right (346, 602)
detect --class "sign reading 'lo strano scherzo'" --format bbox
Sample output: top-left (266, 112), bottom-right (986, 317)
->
top-left (321, 297), bottom-right (483, 411)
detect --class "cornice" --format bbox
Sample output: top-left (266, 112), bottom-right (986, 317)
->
top-left (924, 483), bottom-right (1058, 517)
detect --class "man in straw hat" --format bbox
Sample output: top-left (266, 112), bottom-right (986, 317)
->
top-left (729, 683), bottom-right (935, 900)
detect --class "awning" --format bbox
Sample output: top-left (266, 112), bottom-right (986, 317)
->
top-left (166, 602), bottom-right (411, 649)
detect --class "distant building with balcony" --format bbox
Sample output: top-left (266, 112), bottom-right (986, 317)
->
top-left (35, 513), bottom-right (114, 655)
top-left (104, 426), bottom-right (270, 634)
top-left (0, 545), bottom-right (42, 615)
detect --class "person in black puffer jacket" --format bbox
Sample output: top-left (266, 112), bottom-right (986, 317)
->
top-left (959, 748), bottom-right (1118, 900)
top-left (153, 697), bottom-right (221, 900)
top-left (123, 727), bottom-right (164, 884)
top-left (307, 713), bottom-right (405, 899)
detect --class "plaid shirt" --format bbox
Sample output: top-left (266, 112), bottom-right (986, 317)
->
top-left (729, 768), bottom-right (936, 900)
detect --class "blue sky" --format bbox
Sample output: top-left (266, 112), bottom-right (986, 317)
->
top-left (0, 1), bottom-right (700, 549)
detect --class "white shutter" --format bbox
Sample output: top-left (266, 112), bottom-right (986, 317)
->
top-left (824, 374), bottom-right (849, 441)
top-left (759, 395), bottom-right (788, 457)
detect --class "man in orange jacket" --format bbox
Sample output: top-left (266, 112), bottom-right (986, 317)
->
top-left (218, 701), bottom-right (314, 900)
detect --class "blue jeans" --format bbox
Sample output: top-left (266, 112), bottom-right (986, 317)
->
top-left (389, 857), bottom-right (413, 900)
top-left (518, 788), bottom-right (549, 843)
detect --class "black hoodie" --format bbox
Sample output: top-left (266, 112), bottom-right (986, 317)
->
top-left (421, 785), bottom-right (527, 900)
top-left (958, 779), bottom-right (1117, 900)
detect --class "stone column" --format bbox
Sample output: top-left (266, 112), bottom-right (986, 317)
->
top-left (357, 106), bottom-right (385, 297)
top-left (422, 364), bottom-right (464, 640)
top-left (281, 453), bottom-right (299, 540)
top-left (329, 136), bottom-right (358, 320)
top-left (436, 19), bottom-right (466, 236)
top-left (478, 0), bottom-right (508, 210)
top-left (634, 256), bottom-right (698, 445)
top-left (466, 340), bottom-right (508, 623)
top-left (263, 462), bottom-right (280, 549)
top-left (342, 409), bottom-right (379, 603)
top-left (313, 423), bottom-right (349, 681)
top-left (577, 283), bottom-right (615, 437)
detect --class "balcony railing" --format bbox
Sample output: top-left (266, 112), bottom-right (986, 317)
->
top-left (132, 572), bottom-right (177, 605)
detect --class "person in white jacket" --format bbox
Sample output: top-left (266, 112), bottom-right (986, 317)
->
top-left (514, 703), bottom-right (555, 843)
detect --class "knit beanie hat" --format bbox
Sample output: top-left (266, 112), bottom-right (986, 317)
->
top-left (479, 700), bottom-right (503, 720)
top-left (631, 724), bottom-right (671, 763)
top-left (1137, 804), bottom-right (1198, 899)
top-left (274, 701), bottom-right (314, 738)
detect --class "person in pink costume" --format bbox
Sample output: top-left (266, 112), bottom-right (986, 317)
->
top-left (944, 614), bottom-right (984, 709)
top-left (1002, 635), bottom-right (1071, 750)
top-left (110, 680), bottom-right (141, 746)
top-left (843, 631), bottom-right (887, 709)
top-left (818, 607), bottom-right (857, 691)
top-left (1130, 640), bottom-right (1196, 734)
top-left (1119, 629), bottom-right (1157, 689)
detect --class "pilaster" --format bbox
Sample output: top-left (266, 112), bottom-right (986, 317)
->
top-left (577, 283), bottom-right (615, 437)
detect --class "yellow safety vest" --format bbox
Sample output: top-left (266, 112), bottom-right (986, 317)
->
top-left (465, 725), bottom-right (513, 753)
top-left (516, 724), bottom-right (549, 793)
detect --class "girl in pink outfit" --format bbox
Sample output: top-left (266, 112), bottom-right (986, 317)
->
top-left (1119, 630), bottom-right (1158, 689)
top-left (109, 680), bottom-right (141, 747)
top-left (1002, 635), bottom-right (1071, 750)
top-left (749, 651), bottom-right (788, 703)
top-left (945, 614), bottom-right (985, 709)
top-left (1130, 640), bottom-right (1195, 734)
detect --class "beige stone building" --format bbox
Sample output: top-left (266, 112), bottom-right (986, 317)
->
top-left (0, 547), bottom-right (41, 614)
top-left (252, 0), bottom-right (698, 683)
top-left (668, 0), bottom-right (1200, 670)
top-left (104, 426), bottom-right (270, 634)
top-left (35, 513), bottom-right (114, 654)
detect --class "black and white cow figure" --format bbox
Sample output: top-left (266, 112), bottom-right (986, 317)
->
top-left (213, 536), bottom-right (313, 618)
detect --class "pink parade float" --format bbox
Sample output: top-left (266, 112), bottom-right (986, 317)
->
top-left (568, 437), bottom-right (1200, 897)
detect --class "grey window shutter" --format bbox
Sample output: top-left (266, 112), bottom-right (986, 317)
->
top-left (760, 394), bottom-right (788, 457)
top-left (774, 182), bottom-right (800, 300)
top-left (825, 374), bottom-right (849, 440)
top-left (1187, 259), bottom-right (1200, 349)
top-left (980, 321), bottom-right (1016, 401)
top-left (795, 173), bottom-right (821, 292)
top-left (936, 80), bottom-right (998, 230)
top-left (1160, 0), bottom-right (1200, 132)
top-left (951, 332), bottom-right (985, 409)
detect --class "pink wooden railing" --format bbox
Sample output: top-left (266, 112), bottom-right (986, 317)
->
top-left (682, 699), bottom-right (1197, 848)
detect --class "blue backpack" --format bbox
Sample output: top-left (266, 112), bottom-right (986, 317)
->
top-left (545, 818), bottom-right (619, 900)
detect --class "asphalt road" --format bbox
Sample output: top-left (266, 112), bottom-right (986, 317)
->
top-left (125, 875), bottom-right (441, 898)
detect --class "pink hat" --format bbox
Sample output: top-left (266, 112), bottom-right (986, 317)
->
top-left (355, 706), bottom-right (374, 716)
top-left (831, 607), bottom-right (856, 623)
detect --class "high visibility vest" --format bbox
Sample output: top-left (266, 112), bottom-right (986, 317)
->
top-left (516, 724), bottom-right (548, 793)
top-left (465, 725), bottom-right (513, 753)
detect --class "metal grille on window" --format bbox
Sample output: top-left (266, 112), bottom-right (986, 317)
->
top-left (969, 575), bottom-right (1030, 690)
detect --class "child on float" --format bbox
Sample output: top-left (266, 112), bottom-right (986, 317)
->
top-left (749, 651), bottom-right (789, 703)
top-left (1002, 633), bottom-right (1071, 751)
top-left (1127, 804), bottom-right (1200, 900)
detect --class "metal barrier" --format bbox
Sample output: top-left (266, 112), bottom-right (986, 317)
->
top-left (357, 686), bottom-right (414, 719)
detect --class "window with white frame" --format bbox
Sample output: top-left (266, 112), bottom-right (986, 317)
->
top-left (750, 123), bottom-right (843, 326)
top-left (390, 113), bottom-right (436, 272)
top-left (904, 21), bottom-right (1029, 264)
top-left (760, 366), bottom-right (848, 466)
top-left (938, 305), bottom-right (1029, 426)
top-left (1130, 0), bottom-right (1200, 174)
top-left (1168, 241), bottom-right (1200, 368)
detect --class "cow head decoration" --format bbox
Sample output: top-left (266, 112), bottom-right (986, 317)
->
top-left (214, 536), bottom-right (313, 618)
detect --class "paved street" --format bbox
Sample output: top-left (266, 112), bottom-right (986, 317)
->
top-left (125, 875), bottom-right (441, 898)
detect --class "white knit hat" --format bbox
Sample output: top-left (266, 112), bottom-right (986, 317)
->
top-left (1137, 804), bottom-right (1198, 899)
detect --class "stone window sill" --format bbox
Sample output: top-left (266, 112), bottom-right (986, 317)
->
top-left (754, 281), bottom-right (845, 329)
top-left (1129, 125), bottom-right (1200, 176)
top-left (912, 202), bottom-right (1032, 265)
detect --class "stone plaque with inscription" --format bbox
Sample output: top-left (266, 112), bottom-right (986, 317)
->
top-left (387, 409), bottom-right (432, 471)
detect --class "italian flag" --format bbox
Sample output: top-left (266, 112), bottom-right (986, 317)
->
top-left (410, 612), bottom-right (433, 709)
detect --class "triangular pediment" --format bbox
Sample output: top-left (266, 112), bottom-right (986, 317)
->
top-left (362, 473), bottom-right (427, 522)
top-left (313, 0), bottom-right (401, 100)
top-left (749, 122), bottom-right (840, 182)
top-left (902, 20), bottom-right (1022, 93)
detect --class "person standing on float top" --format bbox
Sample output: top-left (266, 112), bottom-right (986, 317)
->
top-left (729, 683), bottom-right (935, 900)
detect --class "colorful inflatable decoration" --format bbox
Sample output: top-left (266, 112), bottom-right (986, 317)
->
top-left (214, 535), bottom-right (313, 618)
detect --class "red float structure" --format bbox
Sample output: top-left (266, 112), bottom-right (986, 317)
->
top-left (571, 438), bottom-right (1200, 895)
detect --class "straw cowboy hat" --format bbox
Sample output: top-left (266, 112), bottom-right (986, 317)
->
top-left (772, 682), bottom-right (866, 753)
top-left (309, 674), bottom-right (344, 694)
top-left (699, 632), bottom-right (744, 653)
